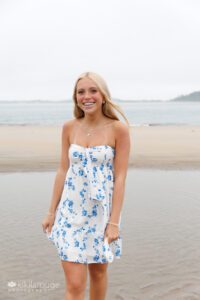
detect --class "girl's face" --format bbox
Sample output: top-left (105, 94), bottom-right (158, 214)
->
top-left (76, 78), bottom-right (104, 115)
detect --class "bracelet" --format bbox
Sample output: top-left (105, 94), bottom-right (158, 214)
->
top-left (107, 221), bottom-right (119, 227)
top-left (47, 212), bottom-right (55, 217)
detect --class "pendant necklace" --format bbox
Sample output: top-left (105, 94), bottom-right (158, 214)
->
top-left (82, 122), bottom-right (111, 137)
top-left (85, 127), bottom-right (98, 136)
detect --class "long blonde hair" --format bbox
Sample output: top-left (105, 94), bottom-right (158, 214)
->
top-left (72, 72), bottom-right (129, 125)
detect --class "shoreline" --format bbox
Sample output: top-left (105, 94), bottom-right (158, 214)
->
top-left (1, 124), bottom-right (200, 172)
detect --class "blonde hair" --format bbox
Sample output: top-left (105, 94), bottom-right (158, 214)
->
top-left (72, 72), bottom-right (129, 125)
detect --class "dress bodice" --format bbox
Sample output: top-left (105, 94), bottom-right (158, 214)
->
top-left (68, 143), bottom-right (115, 202)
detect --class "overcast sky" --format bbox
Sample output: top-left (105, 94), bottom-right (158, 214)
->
top-left (0, 0), bottom-right (199, 101)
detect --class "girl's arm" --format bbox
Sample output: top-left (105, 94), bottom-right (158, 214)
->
top-left (47, 121), bottom-right (71, 214)
top-left (109, 122), bottom-right (131, 224)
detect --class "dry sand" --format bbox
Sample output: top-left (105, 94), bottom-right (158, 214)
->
top-left (0, 125), bottom-right (200, 172)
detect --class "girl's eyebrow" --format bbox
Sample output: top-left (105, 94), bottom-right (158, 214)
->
top-left (77, 86), bottom-right (98, 91)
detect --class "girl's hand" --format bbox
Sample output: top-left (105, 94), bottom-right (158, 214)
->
top-left (104, 223), bottom-right (119, 244)
top-left (42, 214), bottom-right (55, 234)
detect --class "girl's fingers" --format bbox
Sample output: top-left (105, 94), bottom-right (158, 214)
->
top-left (42, 222), bottom-right (49, 233)
top-left (42, 223), bottom-right (46, 232)
top-left (104, 226), bottom-right (119, 243)
top-left (48, 225), bottom-right (52, 233)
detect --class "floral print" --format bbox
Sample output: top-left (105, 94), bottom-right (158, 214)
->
top-left (46, 143), bottom-right (122, 264)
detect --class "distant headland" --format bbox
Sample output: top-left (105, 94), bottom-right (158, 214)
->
top-left (171, 91), bottom-right (200, 102)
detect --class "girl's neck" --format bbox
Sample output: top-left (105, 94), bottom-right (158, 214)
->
top-left (81, 113), bottom-right (107, 127)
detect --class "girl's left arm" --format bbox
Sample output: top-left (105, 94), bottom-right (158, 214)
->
top-left (109, 122), bottom-right (131, 224)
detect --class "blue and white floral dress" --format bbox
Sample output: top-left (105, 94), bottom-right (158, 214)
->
top-left (46, 142), bottom-right (122, 264)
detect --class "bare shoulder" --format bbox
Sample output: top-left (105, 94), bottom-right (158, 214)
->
top-left (62, 119), bottom-right (78, 131)
top-left (113, 120), bottom-right (130, 137)
top-left (61, 119), bottom-right (78, 141)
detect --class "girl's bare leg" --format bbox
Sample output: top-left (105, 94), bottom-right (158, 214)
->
top-left (88, 263), bottom-right (108, 300)
top-left (61, 260), bottom-right (87, 300)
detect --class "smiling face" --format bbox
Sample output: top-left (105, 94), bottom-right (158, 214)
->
top-left (75, 77), bottom-right (105, 115)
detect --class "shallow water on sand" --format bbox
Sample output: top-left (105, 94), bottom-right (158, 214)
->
top-left (1, 169), bottom-right (200, 300)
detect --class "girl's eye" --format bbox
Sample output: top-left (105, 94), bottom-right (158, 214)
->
top-left (77, 89), bottom-right (97, 95)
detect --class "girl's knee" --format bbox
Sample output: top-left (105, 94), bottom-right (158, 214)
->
top-left (67, 278), bottom-right (86, 294)
top-left (89, 263), bottom-right (108, 280)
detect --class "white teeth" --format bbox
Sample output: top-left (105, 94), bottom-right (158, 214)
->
top-left (84, 102), bottom-right (95, 106)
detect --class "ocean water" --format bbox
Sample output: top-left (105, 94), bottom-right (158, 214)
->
top-left (0, 100), bottom-right (200, 126)
top-left (1, 169), bottom-right (200, 299)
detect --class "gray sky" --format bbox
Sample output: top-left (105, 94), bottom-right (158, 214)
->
top-left (0, 0), bottom-right (199, 101)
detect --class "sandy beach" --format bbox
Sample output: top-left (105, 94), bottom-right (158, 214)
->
top-left (0, 125), bottom-right (200, 172)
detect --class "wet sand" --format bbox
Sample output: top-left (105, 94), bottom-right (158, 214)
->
top-left (1, 125), bottom-right (200, 172)
top-left (1, 169), bottom-right (200, 299)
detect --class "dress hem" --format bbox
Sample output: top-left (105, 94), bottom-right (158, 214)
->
top-left (59, 255), bottom-right (121, 264)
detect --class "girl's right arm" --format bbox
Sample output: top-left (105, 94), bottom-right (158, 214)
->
top-left (42, 121), bottom-right (71, 233)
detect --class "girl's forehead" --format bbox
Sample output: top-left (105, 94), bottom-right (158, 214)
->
top-left (77, 78), bottom-right (97, 89)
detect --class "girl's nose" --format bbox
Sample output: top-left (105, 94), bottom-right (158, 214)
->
top-left (84, 91), bottom-right (91, 99)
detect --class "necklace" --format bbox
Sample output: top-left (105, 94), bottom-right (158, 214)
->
top-left (86, 131), bottom-right (92, 136)
top-left (81, 121), bottom-right (112, 137)
top-left (84, 126), bottom-right (101, 136)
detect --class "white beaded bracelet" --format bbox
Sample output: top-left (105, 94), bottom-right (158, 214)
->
top-left (107, 221), bottom-right (119, 227)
